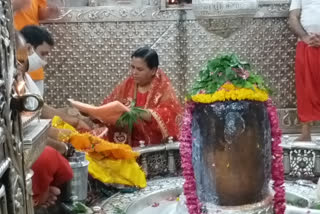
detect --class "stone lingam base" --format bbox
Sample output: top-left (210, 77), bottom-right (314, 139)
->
top-left (101, 177), bottom-right (184, 214)
top-left (200, 195), bottom-right (273, 214)
top-left (99, 177), bottom-right (320, 214)
top-left (173, 193), bottom-right (273, 214)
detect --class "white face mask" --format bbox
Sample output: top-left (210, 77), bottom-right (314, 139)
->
top-left (27, 51), bottom-right (47, 72)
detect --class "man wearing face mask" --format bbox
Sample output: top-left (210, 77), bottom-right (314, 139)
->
top-left (15, 31), bottom-right (73, 209)
top-left (19, 25), bottom-right (93, 146)
top-left (20, 25), bottom-right (54, 96)
top-left (20, 25), bottom-right (52, 95)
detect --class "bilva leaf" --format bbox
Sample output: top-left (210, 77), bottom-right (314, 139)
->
top-left (116, 107), bottom-right (146, 134)
top-left (244, 81), bottom-right (254, 89)
top-left (190, 54), bottom-right (271, 95)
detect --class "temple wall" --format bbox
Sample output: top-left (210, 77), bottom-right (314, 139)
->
top-left (42, 0), bottom-right (312, 133)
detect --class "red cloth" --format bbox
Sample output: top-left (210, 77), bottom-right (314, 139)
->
top-left (295, 41), bottom-right (320, 122)
top-left (136, 92), bottom-right (148, 107)
top-left (32, 146), bottom-right (73, 202)
top-left (102, 69), bottom-right (182, 147)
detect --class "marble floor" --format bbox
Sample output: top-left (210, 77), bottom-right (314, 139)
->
top-left (35, 133), bottom-right (320, 214)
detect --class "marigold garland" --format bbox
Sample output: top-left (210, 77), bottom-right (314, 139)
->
top-left (51, 116), bottom-right (139, 161)
top-left (69, 133), bottom-right (139, 160)
top-left (191, 82), bottom-right (269, 103)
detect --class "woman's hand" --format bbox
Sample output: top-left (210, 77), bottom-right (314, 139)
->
top-left (140, 110), bottom-right (152, 122)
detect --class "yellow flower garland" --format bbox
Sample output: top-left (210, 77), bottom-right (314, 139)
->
top-left (191, 83), bottom-right (269, 103)
top-left (51, 116), bottom-right (147, 188)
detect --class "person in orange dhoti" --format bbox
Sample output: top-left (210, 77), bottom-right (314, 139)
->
top-left (102, 47), bottom-right (182, 147)
top-left (289, 0), bottom-right (320, 141)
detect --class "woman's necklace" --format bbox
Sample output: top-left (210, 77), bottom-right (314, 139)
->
top-left (138, 84), bottom-right (151, 93)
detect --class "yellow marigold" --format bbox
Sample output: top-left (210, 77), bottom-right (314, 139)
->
top-left (221, 82), bottom-right (236, 91)
top-left (69, 133), bottom-right (139, 160)
top-left (191, 83), bottom-right (269, 103)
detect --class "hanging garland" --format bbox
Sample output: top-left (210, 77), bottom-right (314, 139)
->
top-left (180, 54), bottom-right (285, 214)
top-left (266, 99), bottom-right (286, 214)
top-left (179, 102), bottom-right (201, 214)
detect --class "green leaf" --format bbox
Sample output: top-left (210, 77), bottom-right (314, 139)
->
top-left (116, 106), bottom-right (146, 134)
top-left (190, 54), bottom-right (271, 96)
top-left (113, 206), bottom-right (126, 214)
top-left (244, 81), bottom-right (254, 90)
top-left (225, 67), bottom-right (235, 79)
top-left (311, 203), bottom-right (320, 210)
top-left (71, 202), bottom-right (88, 214)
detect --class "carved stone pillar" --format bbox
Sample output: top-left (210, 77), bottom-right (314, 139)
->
top-left (0, 0), bottom-right (31, 213)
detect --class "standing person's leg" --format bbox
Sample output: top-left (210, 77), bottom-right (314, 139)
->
top-left (295, 41), bottom-right (311, 141)
top-left (295, 42), bottom-right (320, 141)
top-left (298, 122), bottom-right (311, 141)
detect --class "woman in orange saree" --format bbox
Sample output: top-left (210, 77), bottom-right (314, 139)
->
top-left (102, 47), bottom-right (182, 147)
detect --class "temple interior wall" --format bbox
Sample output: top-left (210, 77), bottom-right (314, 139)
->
top-left (42, 1), bottom-right (311, 133)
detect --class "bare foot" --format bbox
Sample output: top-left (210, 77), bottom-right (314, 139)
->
top-left (295, 122), bottom-right (312, 142)
top-left (294, 135), bottom-right (312, 142)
